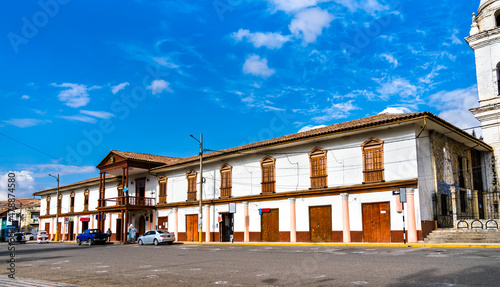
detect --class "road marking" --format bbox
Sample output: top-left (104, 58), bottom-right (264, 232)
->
top-left (256, 274), bottom-right (269, 277)
top-left (215, 281), bottom-right (227, 285)
top-left (352, 281), bottom-right (368, 285)
top-left (190, 268), bottom-right (201, 271)
top-left (96, 265), bottom-right (110, 268)
top-left (139, 265), bottom-right (152, 268)
top-left (96, 270), bottom-right (108, 273)
top-left (0, 276), bottom-right (78, 286)
top-left (311, 275), bottom-right (326, 278)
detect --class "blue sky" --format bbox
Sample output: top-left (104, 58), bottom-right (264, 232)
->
top-left (0, 0), bottom-right (484, 199)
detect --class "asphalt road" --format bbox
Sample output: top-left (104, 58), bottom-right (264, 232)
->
top-left (1, 242), bottom-right (499, 286)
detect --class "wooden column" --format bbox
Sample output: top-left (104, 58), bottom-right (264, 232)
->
top-left (407, 189), bottom-right (418, 243)
top-left (124, 211), bottom-right (129, 242)
top-left (341, 193), bottom-right (351, 243)
top-left (121, 210), bottom-right (126, 242)
top-left (289, 198), bottom-right (296, 243)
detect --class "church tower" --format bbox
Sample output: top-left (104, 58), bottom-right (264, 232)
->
top-left (467, 0), bottom-right (500, 180)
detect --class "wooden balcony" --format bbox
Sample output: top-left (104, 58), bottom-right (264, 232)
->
top-left (105, 196), bottom-right (155, 207)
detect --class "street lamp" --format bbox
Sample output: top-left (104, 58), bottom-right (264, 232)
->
top-left (190, 134), bottom-right (203, 244)
top-left (49, 174), bottom-right (60, 241)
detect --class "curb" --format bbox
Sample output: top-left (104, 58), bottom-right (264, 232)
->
top-left (180, 241), bottom-right (500, 248)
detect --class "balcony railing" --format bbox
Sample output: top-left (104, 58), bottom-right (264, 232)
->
top-left (104, 196), bottom-right (155, 207)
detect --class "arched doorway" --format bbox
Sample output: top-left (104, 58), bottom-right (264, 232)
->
top-left (138, 216), bottom-right (146, 237)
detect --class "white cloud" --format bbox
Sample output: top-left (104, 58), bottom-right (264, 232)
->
top-left (243, 55), bottom-right (276, 78)
top-left (267, 0), bottom-right (321, 13)
top-left (448, 29), bottom-right (462, 45)
top-left (334, 0), bottom-right (388, 15)
top-left (4, 118), bottom-right (51, 128)
top-left (378, 107), bottom-right (412, 114)
top-left (430, 85), bottom-right (481, 135)
top-left (26, 164), bottom-right (96, 177)
top-left (52, 83), bottom-right (99, 108)
top-left (289, 7), bottom-right (334, 44)
top-left (376, 77), bottom-right (417, 100)
top-left (0, 171), bottom-right (35, 200)
top-left (111, 82), bottom-right (129, 94)
top-left (147, 80), bottom-right (173, 95)
top-left (298, 124), bottom-right (327, 132)
top-left (80, 110), bottom-right (115, 119)
top-left (380, 53), bottom-right (398, 68)
top-left (60, 115), bottom-right (97, 124)
top-left (152, 57), bottom-right (180, 69)
top-left (232, 29), bottom-right (292, 49)
top-left (312, 100), bottom-right (359, 122)
top-left (21, 95), bottom-right (30, 99)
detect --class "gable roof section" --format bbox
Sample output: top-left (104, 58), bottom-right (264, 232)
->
top-left (152, 112), bottom-right (492, 171)
top-left (96, 150), bottom-right (180, 168)
top-left (33, 174), bottom-right (118, 196)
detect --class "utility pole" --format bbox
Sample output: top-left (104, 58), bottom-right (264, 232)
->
top-left (49, 174), bottom-right (60, 241)
top-left (199, 133), bottom-right (203, 244)
top-left (190, 134), bottom-right (203, 244)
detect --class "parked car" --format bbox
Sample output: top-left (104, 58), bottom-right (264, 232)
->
top-left (37, 231), bottom-right (49, 243)
top-left (24, 232), bottom-right (34, 240)
top-left (77, 229), bottom-right (109, 246)
top-left (9, 232), bottom-right (27, 244)
top-left (137, 230), bottom-right (175, 245)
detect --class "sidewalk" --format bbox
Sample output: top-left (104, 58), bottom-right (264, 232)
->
top-left (30, 240), bottom-right (500, 248)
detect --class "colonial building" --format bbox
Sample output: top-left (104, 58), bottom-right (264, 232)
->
top-left (34, 112), bottom-right (496, 243)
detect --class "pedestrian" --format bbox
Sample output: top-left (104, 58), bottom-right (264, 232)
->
top-left (128, 224), bottom-right (136, 243)
top-left (106, 228), bottom-right (112, 242)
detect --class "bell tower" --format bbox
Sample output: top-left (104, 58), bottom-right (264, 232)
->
top-left (467, 0), bottom-right (500, 177)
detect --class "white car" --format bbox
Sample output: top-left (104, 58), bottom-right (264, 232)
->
top-left (37, 231), bottom-right (49, 243)
top-left (137, 230), bottom-right (175, 245)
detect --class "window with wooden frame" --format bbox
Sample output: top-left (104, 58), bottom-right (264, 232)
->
top-left (261, 156), bottom-right (276, 194)
top-left (309, 147), bottom-right (327, 189)
top-left (84, 189), bottom-right (89, 211)
top-left (220, 164), bottom-right (232, 198)
top-left (46, 196), bottom-right (51, 215)
top-left (187, 170), bottom-right (197, 201)
top-left (158, 176), bottom-right (167, 204)
top-left (362, 138), bottom-right (385, 183)
top-left (57, 194), bottom-right (62, 214)
top-left (70, 192), bottom-right (75, 213)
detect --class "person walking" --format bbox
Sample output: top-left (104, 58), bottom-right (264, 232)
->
top-left (106, 228), bottom-right (112, 242)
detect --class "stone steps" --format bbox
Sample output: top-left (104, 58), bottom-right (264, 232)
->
top-left (425, 229), bottom-right (500, 243)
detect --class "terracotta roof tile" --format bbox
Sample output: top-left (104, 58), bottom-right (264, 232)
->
top-left (110, 150), bottom-right (180, 165)
top-left (152, 111), bottom-right (486, 170)
top-left (33, 174), bottom-right (117, 195)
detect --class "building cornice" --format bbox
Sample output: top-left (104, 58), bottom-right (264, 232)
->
top-left (465, 28), bottom-right (500, 50)
top-left (155, 178), bottom-right (418, 209)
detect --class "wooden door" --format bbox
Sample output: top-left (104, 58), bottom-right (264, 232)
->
top-left (362, 202), bottom-right (391, 242)
top-left (309, 205), bottom-right (332, 242)
top-left (186, 214), bottom-right (198, 242)
top-left (139, 216), bottom-right (146, 237)
top-left (45, 223), bottom-right (50, 238)
top-left (158, 217), bottom-right (168, 230)
top-left (261, 209), bottom-right (279, 242)
top-left (81, 221), bottom-right (89, 232)
top-left (116, 219), bottom-right (122, 241)
top-left (68, 221), bottom-right (74, 241)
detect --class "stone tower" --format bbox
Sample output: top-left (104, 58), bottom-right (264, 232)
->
top-left (467, 0), bottom-right (500, 180)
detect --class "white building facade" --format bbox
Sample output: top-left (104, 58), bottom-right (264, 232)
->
top-left (35, 112), bottom-right (495, 243)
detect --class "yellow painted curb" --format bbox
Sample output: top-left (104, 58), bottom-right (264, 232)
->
top-left (180, 242), bottom-right (500, 248)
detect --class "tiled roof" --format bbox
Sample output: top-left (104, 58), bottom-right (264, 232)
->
top-left (33, 174), bottom-right (118, 195)
top-left (152, 111), bottom-right (488, 170)
top-left (110, 150), bottom-right (180, 165)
